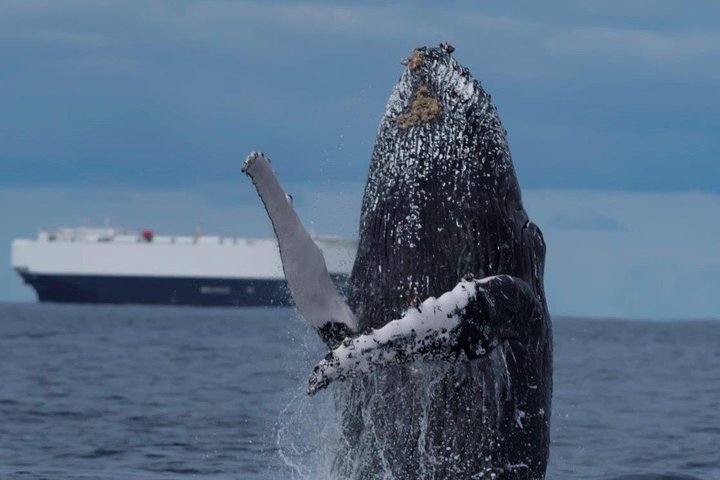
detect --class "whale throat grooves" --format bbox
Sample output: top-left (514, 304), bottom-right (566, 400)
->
top-left (338, 46), bottom-right (553, 479)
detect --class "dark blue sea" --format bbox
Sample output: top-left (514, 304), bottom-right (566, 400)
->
top-left (0, 303), bottom-right (718, 480)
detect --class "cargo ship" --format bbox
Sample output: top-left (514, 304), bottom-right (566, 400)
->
top-left (11, 227), bottom-right (357, 307)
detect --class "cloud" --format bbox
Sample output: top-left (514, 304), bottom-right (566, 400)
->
top-left (10, 28), bottom-right (112, 47)
top-left (70, 55), bottom-right (138, 71)
top-left (547, 211), bottom-right (625, 232)
top-left (451, 11), bottom-right (537, 32)
top-left (546, 26), bottom-right (720, 64)
top-left (615, 262), bottom-right (720, 319)
top-left (574, 0), bottom-right (717, 19)
top-left (0, 1), bottom-right (718, 195)
top-left (164, 1), bottom-right (539, 40)
top-left (0, 1), bottom-right (541, 53)
top-left (258, 3), bottom-right (410, 37)
top-left (525, 189), bottom-right (720, 319)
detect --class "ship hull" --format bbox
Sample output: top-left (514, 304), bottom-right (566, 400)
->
top-left (17, 270), bottom-right (347, 307)
top-left (11, 230), bottom-right (356, 307)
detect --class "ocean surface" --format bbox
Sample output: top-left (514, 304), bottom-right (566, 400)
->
top-left (0, 303), bottom-right (718, 480)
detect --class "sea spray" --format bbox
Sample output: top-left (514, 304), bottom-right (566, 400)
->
top-left (274, 321), bottom-right (514, 480)
top-left (274, 321), bottom-right (340, 480)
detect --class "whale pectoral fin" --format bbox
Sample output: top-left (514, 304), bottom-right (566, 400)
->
top-left (243, 152), bottom-right (358, 346)
top-left (307, 274), bottom-right (537, 395)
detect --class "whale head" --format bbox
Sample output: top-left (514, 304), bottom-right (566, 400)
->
top-left (348, 46), bottom-right (539, 331)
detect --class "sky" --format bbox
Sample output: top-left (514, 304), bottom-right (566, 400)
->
top-left (1, 1), bottom-right (718, 319)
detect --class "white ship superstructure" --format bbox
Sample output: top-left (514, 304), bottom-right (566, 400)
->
top-left (11, 227), bottom-right (357, 306)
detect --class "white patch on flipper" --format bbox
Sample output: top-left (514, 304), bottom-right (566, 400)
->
top-left (308, 276), bottom-right (501, 394)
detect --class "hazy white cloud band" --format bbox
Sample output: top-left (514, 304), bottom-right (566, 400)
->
top-left (2, 186), bottom-right (718, 321)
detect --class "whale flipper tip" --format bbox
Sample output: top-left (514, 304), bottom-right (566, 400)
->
top-left (242, 151), bottom-right (269, 175)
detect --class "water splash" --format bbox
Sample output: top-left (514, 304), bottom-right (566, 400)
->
top-left (275, 339), bottom-right (515, 480)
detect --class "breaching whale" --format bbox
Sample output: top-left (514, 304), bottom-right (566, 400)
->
top-left (244, 45), bottom-right (552, 480)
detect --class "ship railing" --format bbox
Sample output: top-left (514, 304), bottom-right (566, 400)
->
top-left (32, 229), bottom-right (353, 247)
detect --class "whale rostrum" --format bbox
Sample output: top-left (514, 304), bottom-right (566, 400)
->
top-left (244, 45), bottom-right (552, 480)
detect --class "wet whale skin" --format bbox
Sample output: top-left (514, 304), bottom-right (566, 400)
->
top-left (339, 46), bottom-right (553, 480)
